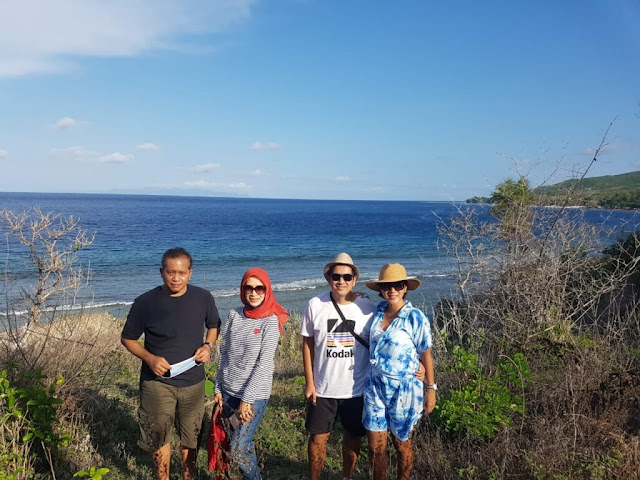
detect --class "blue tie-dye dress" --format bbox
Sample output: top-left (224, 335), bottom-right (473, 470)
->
top-left (362, 301), bottom-right (432, 441)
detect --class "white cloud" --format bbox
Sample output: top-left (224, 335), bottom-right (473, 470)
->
top-left (192, 162), bottom-right (220, 173)
top-left (611, 141), bottom-right (640, 152)
top-left (52, 116), bottom-right (78, 130)
top-left (250, 141), bottom-right (282, 151)
top-left (183, 180), bottom-right (250, 191)
top-left (0, 0), bottom-right (256, 77)
top-left (583, 141), bottom-right (640, 157)
top-left (249, 169), bottom-right (263, 176)
top-left (50, 146), bottom-right (99, 161)
top-left (0, 149), bottom-right (7, 159)
top-left (99, 152), bottom-right (133, 164)
top-left (136, 142), bottom-right (159, 150)
top-left (335, 176), bottom-right (351, 183)
top-left (184, 180), bottom-right (214, 189)
top-left (50, 146), bottom-right (133, 164)
top-left (1, 58), bottom-right (72, 77)
top-left (583, 146), bottom-right (603, 156)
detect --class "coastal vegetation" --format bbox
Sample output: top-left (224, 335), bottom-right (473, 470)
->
top-left (1, 182), bottom-right (639, 478)
top-left (467, 170), bottom-right (640, 209)
top-left (535, 170), bottom-right (640, 209)
top-left (0, 207), bottom-right (94, 329)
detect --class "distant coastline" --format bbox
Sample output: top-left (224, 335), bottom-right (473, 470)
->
top-left (466, 171), bottom-right (640, 210)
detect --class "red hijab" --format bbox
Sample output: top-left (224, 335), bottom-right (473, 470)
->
top-left (241, 267), bottom-right (289, 333)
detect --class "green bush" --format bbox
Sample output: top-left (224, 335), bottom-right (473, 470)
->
top-left (73, 466), bottom-right (110, 479)
top-left (434, 347), bottom-right (530, 441)
top-left (603, 231), bottom-right (640, 269)
top-left (0, 366), bottom-right (70, 478)
top-left (15, 368), bottom-right (69, 450)
top-left (204, 362), bottom-right (218, 397)
top-left (0, 370), bottom-right (31, 479)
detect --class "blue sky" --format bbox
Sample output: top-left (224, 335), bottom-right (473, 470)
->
top-left (1, 0), bottom-right (638, 201)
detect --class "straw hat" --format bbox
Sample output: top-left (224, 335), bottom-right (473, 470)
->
top-left (366, 263), bottom-right (421, 291)
top-left (323, 252), bottom-right (360, 279)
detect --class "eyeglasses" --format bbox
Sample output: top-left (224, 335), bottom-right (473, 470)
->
top-left (379, 281), bottom-right (407, 292)
top-left (243, 285), bottom-right (266, 295)
top-left (330, 273), bottom-right (354, 282)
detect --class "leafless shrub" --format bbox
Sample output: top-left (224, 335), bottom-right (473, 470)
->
top-left (1, 207), bottom-right (94, 347)
top-left (429, 151), bottom-right (639, 477)
top-left (0, 209), bottom-right (133, 478)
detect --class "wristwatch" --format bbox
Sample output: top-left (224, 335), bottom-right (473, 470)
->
top-left (425, 383), bottom-right (438, 391)
top-left (203, 341), bottom-right (213, 349)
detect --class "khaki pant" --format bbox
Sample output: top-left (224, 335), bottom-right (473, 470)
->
top-left (138, 379), bottom-right (204, 451)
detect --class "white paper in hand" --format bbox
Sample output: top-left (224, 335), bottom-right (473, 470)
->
top-left (163, 355), bottom-right (202, 378)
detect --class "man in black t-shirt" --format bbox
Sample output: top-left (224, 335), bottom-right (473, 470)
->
top-left (121, 247), bottom-right (220, 480)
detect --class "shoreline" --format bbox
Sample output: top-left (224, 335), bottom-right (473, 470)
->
top-left (465, 201), bottom-right (640, 212)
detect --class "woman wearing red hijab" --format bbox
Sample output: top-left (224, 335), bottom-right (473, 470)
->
top-left (213, 267), bottom-right (288, 480)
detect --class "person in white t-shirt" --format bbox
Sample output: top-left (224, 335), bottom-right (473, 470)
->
top-left (301, 252), bottom-right (374, 480)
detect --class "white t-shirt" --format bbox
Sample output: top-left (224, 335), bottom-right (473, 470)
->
top-left (301, 291), bottom-right (374, 398)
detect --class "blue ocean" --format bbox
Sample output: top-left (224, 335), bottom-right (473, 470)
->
top-left (1, 193), bottom-right (638, 319)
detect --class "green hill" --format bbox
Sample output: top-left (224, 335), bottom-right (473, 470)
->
top-left (534, 171), bottom-right (640, 209)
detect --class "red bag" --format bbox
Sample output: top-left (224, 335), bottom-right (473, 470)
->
top-left (207, 404), bottom-right (230, 477)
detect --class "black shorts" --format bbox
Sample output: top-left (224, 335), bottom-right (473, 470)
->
top-left (305, 396), bottom-right (366, 437)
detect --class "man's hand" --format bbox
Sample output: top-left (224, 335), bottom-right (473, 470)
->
top-left (301, 336), bottom-right (317, 406)
top-left (147, 354), bottom-right (171, 377)
top-left (214, 393), bottom-right (223, 409)
top-left (238, 401), bottom-right (254, 424)
top-left (424, 389), bottom-right (436, 414)
top-left (121, 338), bottom-right (172, 377)
top-left (305, 384), bottom-right (317, 405)
top-left (194, 343), bottom-right (212, 363)
top-left (414, 362), bottom-right (426, 382)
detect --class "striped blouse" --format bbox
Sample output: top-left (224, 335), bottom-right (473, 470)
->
top-left (214, 307), bottom-right (280, 403)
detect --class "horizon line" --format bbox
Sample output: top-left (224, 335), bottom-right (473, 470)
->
top-left (0, 190), bottom-right (465, 203)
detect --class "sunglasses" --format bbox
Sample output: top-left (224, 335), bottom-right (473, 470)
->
top-left (330, 273), bottom-right (354, 282)
top-left (243, 285), bottom-right (266, 295)
top-left (379, 281), bottom-right (407, 292)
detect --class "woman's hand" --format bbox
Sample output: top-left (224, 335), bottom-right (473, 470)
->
top-left (237, 401), bottom-right (254, 424)
top-left (194, 342), bottom-right (212, 363)
top-left (424, 388), bottom-right (437, 414)
top-left (214, 393), bottom-right (223, 410)
top-left (414, 362), bottom-right (426, 382)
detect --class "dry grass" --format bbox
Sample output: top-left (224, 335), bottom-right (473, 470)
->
top-left (0, 310), bottom-right (138, 479)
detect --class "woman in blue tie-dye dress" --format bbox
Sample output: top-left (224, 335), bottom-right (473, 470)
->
top-left (363, 263), bottom-right (437, 480)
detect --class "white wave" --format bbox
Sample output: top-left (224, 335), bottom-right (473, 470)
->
top-left (0, 300), bottom-right (132, 317)
top-left (211, 287), bottom-right (237, 298)
top-left (358, 270), bottom-right (454, 284)
top-left (211, 277), bottom-right (325, 298)
top-left (273, 278), bottom-right (325, 292)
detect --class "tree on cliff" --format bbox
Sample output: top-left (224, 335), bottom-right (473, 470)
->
top-left (490, 176), bottom-right (536, 253)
